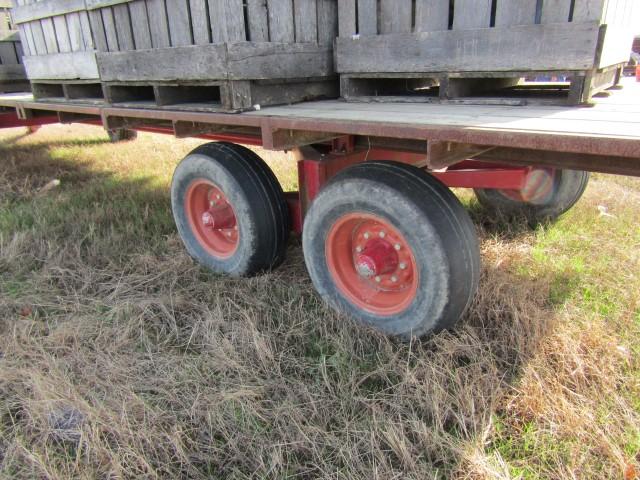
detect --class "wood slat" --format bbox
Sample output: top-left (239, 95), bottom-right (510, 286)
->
top-left (129, 1), bottom-right (152, 49)
top-left (380, 0), bottom-right (412, 34)
top-left (40, 18), bottom-right (59, 53)
top-left (317, 0), bottom-right (338, 45)
top-left (415, 0), bottom-right (449, 32)
top-left (30, 20), bottom-right (49, 54)
top-left (147, 0), bottom-right (171, 48)
top-left (572, 0), bottom-right (607, 22)
top-left (224, 0), bottom-right (245, 42)
top-left (247, 0), bottom-right (269, 41)
top-left (101, 7), bottom-right (119, 51)
top-left (541, 0), bottom-right (572, 24)
top-left (166, 0), bottom-right (192, 46)
top-left (113, 4), bottom-right (134, 50)
top-left (11, 0), bottom-right (86, 25)
top-left (88, 10), bottom-right (107, 51)
top-left (18, 24), bottom-right (35, 55)
top-left (0, 42), bottom-right (18, 63)
top-left (495, 0), bottom-right (537, 26)
top-left (453, 0), bottom-right (492, 29)
top-left (295, 0), bottom-right (317, 42)
top-left (357, 0), bottom-right (377, 35)
top-left (189, 0), bottom-right (210, 45)
top-left (79, 11), bottom-right (94, 49)
top-left (337, 0), bottom-right (355, 37)
top-left (66, 12), bottom-right (83, 51)
top-left (267, 0), bottom-right (294, 42)
top-left (53, 15), bottom-right (71, 53)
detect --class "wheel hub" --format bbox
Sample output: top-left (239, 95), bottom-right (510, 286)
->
top-left (354, 238), bottom-right (399, 278)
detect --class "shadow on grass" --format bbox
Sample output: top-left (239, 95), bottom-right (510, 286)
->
top-left (0, 138), bottom-right (560, 478)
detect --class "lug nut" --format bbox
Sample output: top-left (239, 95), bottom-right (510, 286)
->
top-left (379, 231), bottom-right (386, 238)
top-left (391, 276), bottom-right (398, 282)
top-left (394, 243), bottom-right (401, 251)
top-left (216, 194), bottom-right (221, 200)
top-left (399, 262), bottom-right (407, 270)
top-left (375, 276), bottom-right (381, 283)
top-left (364, 232), bottom-right (370, 239)
top-left (356, 246), bottom-right (363, 253)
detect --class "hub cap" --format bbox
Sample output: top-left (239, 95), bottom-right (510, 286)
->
top-left (185, 179), bottom-right (239, 258)
top-left (325, 213), bottom-right (419, 316)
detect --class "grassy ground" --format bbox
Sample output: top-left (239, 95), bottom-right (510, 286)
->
top-left (0, 124), bottom-right (638, 479)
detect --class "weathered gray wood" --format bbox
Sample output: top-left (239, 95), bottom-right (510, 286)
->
top-left (0, 64), bottom-right (27, 81)
top-left (14, 41), bottom-right (24, 61)
top-left (317, 0), bottom-right (338, 45)
top-left (79, 11), bottom-right (94, 49)
top-left (23, 50), bottom-right (99, 79)
top-left (495, 0), bottom-right (537, 26)
top-left (189, 0), bottom-right (210, 45)
top-left (337, 0), bottom-right (355, 37)
top-left (12, 0), bottom-right (85, 24)
top-left (88, 9), bottom-right (108, 51)
top-left (101, 7), bottom-right (119, 51)
top-left (52, 15), bottom-right (71, 53)
top-left (147, 0), bottom-right (171, 48)
top-left (166, 0), bottom-right (192, 46)
top-left (453, 0), bottom-right (492, 29)
top-left (86, 0), bottom-right (135, 9)
top-left (380, 0), bottom-right (412, 34)
top-left (267, 0), bottom-right (294, 42)
top-left (30, 21), bottom-right (48, 55)
top-left (18, 24), bottom-right (35, 55)
top-left (0, 42), bottom-right (18, 63)
top-left (295, 0), bottom-right (317, 42)
top-left (66, 12), bottom-right (84, 51)
top-left (129, 0), bottom-right (152, 49)
top-left (112, 4), bottom-right (134, 50)
top-left (357, 0), bottom-right (377, 35)
top-left (209, 0), bottom-right (245, 43)
top-left (40, 18), bottom-right (59, 53)
top-left (572, 0), bottom-right (607, 22)
top-left (541, 0), bottom-right (572, 23)
top-left (415, 0), bottom-right (449, 32)
top-left (246, 0), bottom-right (269, 42)
top-left (336, 22), bottom-right (602, 73)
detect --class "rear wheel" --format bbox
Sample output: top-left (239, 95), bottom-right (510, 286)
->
top-left (171, 142), bottom-right (289, 276)
top-left (474, 168), bottom-right (589, 224)
top-left (303, 161), bottom-right (480, 339)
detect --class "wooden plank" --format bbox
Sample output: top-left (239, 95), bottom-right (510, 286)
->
top-left (335, 22), bottom-right (602, 73)
top-left (18, 24), bottom-right (35, 55)
top-left (572, 0), bottom-right (607, 22)
top-left (88, 10), bottom-right (108, 51)
top-left (147, 0), bottom-right (171, 48)
top-left (166, 0), bottom-right (193, 46)
top-left (101, 7), bottom-right (119, 51)
top-left (79, 11), bottom-right (94, 49)
top-left (380, 0), bottom-right (412, 34)
top-left (209, 0), bottom-right (245, 43)
top-left (11, 0), bottom-right (86, 24)
top-left (0, 42), bottom-right (18, 63)
top-left (113, 4), bottom-right (134, 50)
top-left (30, 21), bottom-right (48, 55)
top-left (267, 0), bottom-right (294, 42)
top-left (40, 18), bottom-right (59, 53)
top-left (317, 0), bottom-right (338, 45)
top-left (129, 0), bottom-right (152, 49)
top-left (541, 0), bottom-right (572, 23)
top-left (23, 50), bottom-right (99, 79)
top-left (53, 15), bottom-right (72, 53)
top-left (453, 0), bottom-right (492, 29)
top-left (66, 12), bottom-right (84, 51)
top-left (357, 0), bottom-right (377, 35)
top-left (415, 0), bottom-right (449, 32)
top-left (246, 0), bottom-right (269, 42)
top-left (15, 41), bottom-right (24, 62)
top-left (337, 0), bottom-right (355, 37)
top-left (96, 44), bottom-right (228, 81)
top-left (295, 0), bottom-right (317, 42)
top-left (189, 0), bottom-right (210, 45)
top-left (495, 0), bottom-right (537, 26)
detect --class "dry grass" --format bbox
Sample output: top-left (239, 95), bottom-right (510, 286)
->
top-left (0, 124), bottom-right (638, 479)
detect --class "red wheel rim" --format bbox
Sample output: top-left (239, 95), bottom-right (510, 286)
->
top-left (325, 213), bottom-right (419, 316)
top-left (185, 179), bottom-right (239, 259)
top-left (500, 168), bottom-right (556, 204)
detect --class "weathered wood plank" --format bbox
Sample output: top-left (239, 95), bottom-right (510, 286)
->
top-left (12, 0), bottom-right (86, 24)
top-left (317, 0), bottom-right (338, 45)
top-left (88, 10), bottom-right (108, 51)
top-left (18, 24), bottom-right (35, 55)
top-left (246, 0), bottom-right (269, 42)
top-left (113, 4), bottom-right (134, 50)
top-left (209, 0), bottom-right (245, 43)
top-left (40, 18), bottom-right (59, 53)
top-left (53, 15), bottom-right (72, 53)
top-left (267, 0), bottom-right (294, 42)
top-left (189, 0), bottom-right (210, 45)
top-left (337, 0), bottom-right (355, 36)
top-left (357, 0), bottom-right (377, 35)
top-left (572, 0), bottom-right (607, 22)
top-left (336, 22), bottom-right (602, 73)
top-left (415, 0), bottom-right (449, 32)
top-left (147, 0), bottom-right (171, 48)
top-left (23, 50), bottom-right (99, 79)
top-left (495, 0), bottom-right (537, 26)
top-left (66, 12), bottom-right (84, 51)
top-left (453, 0), bottom-right (492, 29)
top-left (166, 0), bottom-right (193, 46)
top-left (101, 8), bottom-right (119, 51)
top-left (79, 11), bottom-right (94, 49)
top-left (129, 0), bottom-right (152, 49)
top-left (0, 42), bottom-right (18, 63)
top-left (380, 0), bottom-right (412, 34)
top-left (30, 21), bottom-right (49, 55)
top-left (540, 0), bottom-right (572, 23)
top-left (295, 0), bottom-right (317, 42)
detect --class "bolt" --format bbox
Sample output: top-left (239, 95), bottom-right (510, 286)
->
top-left (356, 246), bottom-right (363, 253)
top-left (375, 276), bottom-right (381, 283)
top-left (364, 232), bottom-right (370, 239)
top-left (210, 200), bottom-right (216, 207)
top-left (227, 232), bottom-right (232, 236)
top-left (394, 243), bottom-right (401, 251)
top-left (216, 194), bottom-right (221, 200)
top-left (399, 262), bottom-right (407, 270)
top-left (391, 276), bottom-right (398, 282)
top-left (379, 231), bottom-right (386, 238)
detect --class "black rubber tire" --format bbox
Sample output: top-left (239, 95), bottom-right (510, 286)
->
top-left (108, 128), bottom-right (137, 143)
top-left (302, 161), bottom-right (481, 339)
top-left (171, 142), bottom-right (289, 276)
top-left (474, 169), bottom-right (590, 224)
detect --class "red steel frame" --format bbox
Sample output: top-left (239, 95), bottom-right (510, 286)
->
top-left (0, 112), bottom-right (532, 234)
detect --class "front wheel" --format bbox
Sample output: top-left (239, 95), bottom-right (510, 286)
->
top-left (302, 161), bottom-right (480, 339)
top-left (474, 169), bottom-right (589, 224)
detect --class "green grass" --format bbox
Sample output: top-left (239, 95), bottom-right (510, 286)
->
top-left (0, 124), bottom-right (638, 479)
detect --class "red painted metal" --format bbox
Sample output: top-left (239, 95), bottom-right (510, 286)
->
top-left (325, 213), bottom-right (419, 316)
top-left (432, 167), bottom-right (530, 190)
top-left (0, 111), bottom-right (59, 129)
top-left (284, 192), bottom-right (303, 235)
